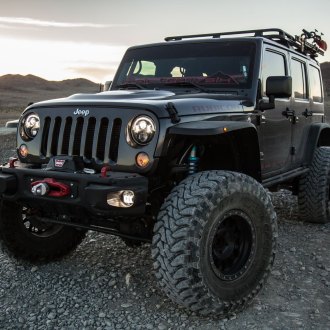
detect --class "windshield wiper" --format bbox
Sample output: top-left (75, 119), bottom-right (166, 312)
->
top-left (164, 81), bottom-right (211, 93)
top-left (116, 82), bottom-right (145, 90)
top-left (206, 71), bottom-right (239, 85)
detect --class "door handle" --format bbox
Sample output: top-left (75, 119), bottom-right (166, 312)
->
top-left (302, 109), bottom-right (313, 117)
top-left (282, 108), bottom-right (295, 118)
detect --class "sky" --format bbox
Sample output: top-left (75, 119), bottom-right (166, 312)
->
top-left (1, 0), bottom-right (330, 83)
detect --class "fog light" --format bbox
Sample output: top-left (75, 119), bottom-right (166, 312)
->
top-left (136, 152), bottom-right (150, 168)
top-left (107, 190), bottom-right (135, 208)
top-left (19, 144), bottom-right (29, 158)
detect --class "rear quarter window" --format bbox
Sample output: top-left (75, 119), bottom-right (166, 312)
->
top-left (309, 65), bottom-right (323, 103)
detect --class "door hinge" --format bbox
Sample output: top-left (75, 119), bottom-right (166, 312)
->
top-left (256, 114), bottom-right (266, 125)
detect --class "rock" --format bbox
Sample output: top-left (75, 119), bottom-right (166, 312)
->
top-left (121, 303), bottom-right (132, 308)
top-left (271, 270), bottom-right (282, 277)
top-left (320, 270), bottom-right (329, 277)
top-left (47, 313), bottom-right (56, 320)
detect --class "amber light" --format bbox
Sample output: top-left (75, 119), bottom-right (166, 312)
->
top-left (136, 152), bottom-right (150, 168)
top-left (19, 144), bottom-right (29, 158)
top-left (223, 127), bottom-right (228, 133)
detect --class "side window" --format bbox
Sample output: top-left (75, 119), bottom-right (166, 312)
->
top-left (291, 59), bottom-right (307, 99)
top-left (262, 50), bottom-right (286, 96)
top-left (309, 65), bottom-right (323, 103)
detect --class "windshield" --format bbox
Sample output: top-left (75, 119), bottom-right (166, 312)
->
top-left (113, 41), bottom-right (256, 91)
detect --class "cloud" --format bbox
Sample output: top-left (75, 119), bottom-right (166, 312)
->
top-left (0, 36), bottom-right (126, 81)
top-left (68, 66), bottom-right (117, 82)
top-left (0, 17), bottom-right (132, 29)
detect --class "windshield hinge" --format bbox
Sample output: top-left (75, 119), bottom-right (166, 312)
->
top-left (165, 102), bottom-right (181, 124)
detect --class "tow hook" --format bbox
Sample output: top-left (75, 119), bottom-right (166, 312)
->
top-left (31, 178), bottom-right (70, 197)
top-left (101, 166), bottom-right (111, 178)
top-left (9, 157), bottom-right (18, 168)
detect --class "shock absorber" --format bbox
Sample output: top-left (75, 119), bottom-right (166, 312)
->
top-left (187, 146), bottom-right (199, 175)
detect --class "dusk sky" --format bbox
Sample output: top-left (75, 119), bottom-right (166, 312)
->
top-left (1, 0), bottom-right (330, 82)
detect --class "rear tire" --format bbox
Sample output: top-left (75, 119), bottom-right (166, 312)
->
top-left (298, 147), bottom-right (330, 223)
top-left (152, 171), bottom-right (277, 316)
top-left (0, 201), bottom-right (86, 262)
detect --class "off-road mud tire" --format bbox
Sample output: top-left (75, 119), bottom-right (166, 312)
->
top-left (152, 171), bottom-right (277, 316)
top-left (0, 201), bottom-right (87, 262)
top-left (298, 147), bottom-right (330, 223)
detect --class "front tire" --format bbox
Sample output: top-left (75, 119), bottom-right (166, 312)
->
top-left (0, 201), bottom-right (86, 262)
top-left (152, 171), bottom-right (277, 316)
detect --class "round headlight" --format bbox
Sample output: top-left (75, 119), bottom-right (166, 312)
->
top-left (130, 116), bottom-right (155, 145)
top-left (22, 113), bottom-right (40, 139)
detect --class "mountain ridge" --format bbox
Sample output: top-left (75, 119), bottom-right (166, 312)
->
top-left (0, 74), bottom-right (98, 91)
top-left (0, 74), bottom-right (100, 110)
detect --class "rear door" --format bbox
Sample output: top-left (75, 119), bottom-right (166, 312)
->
top-left (289, 56), bottom-right (312, 167)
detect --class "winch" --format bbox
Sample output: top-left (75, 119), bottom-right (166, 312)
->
top-left (31, 178), bottom-right (70, 197)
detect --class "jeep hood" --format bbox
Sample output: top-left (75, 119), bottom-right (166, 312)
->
top-left (28, 90), bottom-right (250, 117)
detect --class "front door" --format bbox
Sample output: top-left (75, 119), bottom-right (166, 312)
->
top-left (259, 47), bottom-right (293, 178)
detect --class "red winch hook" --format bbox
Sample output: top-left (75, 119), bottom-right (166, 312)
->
top-left (31, 178), bottom-right (70, 197)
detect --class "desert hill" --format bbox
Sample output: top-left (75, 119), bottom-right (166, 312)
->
top-left (0, 74), bottom-right (99, 112)
top-left (0, 74), bottom-right (97, 92)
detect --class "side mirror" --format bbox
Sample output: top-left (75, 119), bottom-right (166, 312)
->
top-left (266, 76), bottom-right (292, 99)
top-left (259, 76), bottom-right (292, 110)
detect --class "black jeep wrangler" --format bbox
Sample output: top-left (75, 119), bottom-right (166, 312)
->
top-left (0, 28), bottom-right (328, 316)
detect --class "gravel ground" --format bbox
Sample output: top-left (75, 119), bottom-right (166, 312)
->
top-left (0, 133), bottom-right (329, 329)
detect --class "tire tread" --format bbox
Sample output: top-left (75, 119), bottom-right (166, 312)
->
top-left (152, 170), bottom-right (277, 316)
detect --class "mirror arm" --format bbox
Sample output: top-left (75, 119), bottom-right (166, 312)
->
top-left (257, 95), bottom-right (275, 111)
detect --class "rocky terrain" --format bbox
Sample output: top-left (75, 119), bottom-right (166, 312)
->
top-left (0, 133), bottom-right (329, 329)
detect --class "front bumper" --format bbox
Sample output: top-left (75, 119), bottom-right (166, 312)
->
top-left (0, 165), bottom-right (148, 217)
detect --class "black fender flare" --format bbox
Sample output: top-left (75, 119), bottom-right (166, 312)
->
top-left (168, 120), bottom-right (261, 181)
top-left (303, 123), bottom-right (330, 166)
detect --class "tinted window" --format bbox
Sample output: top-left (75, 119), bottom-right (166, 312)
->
top-left (309, 65), bottom-right (323, 102)
top-left (291, 59), bottom-right (307, 99)
top-left (114, 41), bottom-right (256, 89)
top-left (262, 50), bottom-right (286, 95)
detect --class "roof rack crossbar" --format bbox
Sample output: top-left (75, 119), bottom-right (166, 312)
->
top-left (165, 28), bottom-right (295, 42)
top-left (165, 28), bottom-right (325, 57)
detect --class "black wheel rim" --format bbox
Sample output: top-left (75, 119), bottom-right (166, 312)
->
top-left (209, 210), bottom-right (256, 281)
top-left (21, 207), bottom-right (63, 238)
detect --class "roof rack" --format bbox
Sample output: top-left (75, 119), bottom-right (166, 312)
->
top-left (165, 28), bottom-right (326, 58)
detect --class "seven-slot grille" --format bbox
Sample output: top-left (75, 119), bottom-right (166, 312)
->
top-left (40, 116), bottom-right (122, 163)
